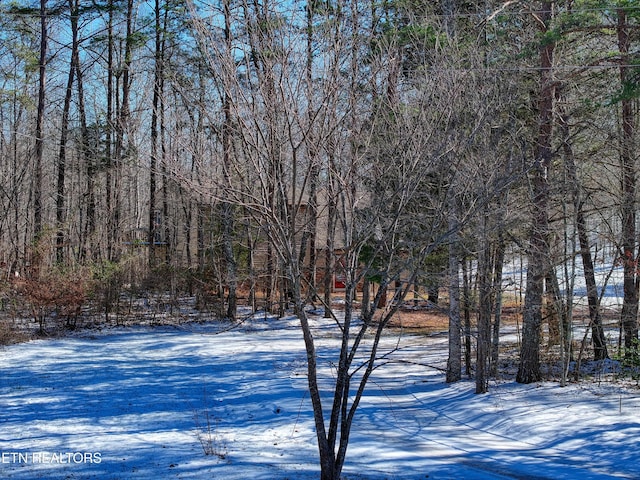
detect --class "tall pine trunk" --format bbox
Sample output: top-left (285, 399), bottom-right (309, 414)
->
top-left (55, 34), bottom-right (73, 265)
top-left (221, 0), bottom-right (237, 320)
top-left (517, 1), bottom-right (555, 384)
top-left (33, 0), bottom-right (48, 253)
top-left (617, 8), bottom-right (639, 351)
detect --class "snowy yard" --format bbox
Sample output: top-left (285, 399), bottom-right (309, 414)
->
top-left (0, 313), bottom-right (639, 479)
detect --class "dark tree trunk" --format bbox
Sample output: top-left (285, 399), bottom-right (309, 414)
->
top-left (463, 258), bottom-right (472, 377)
top-left (476, 209), bottom-right (492, 394)
top-left (490, 235), bottom-right (506, 376)
top-left (298, 1), bottom-right (319, 303)
top-left (33, 0), bottom-right (48, 247)
top-left (55, 18), bottom-right (73, 264)
top-left (77, 34), bottom-right (93, 261)
top-left (222, 0), bottom-right (237, 320)
top-left (517, 1), bottom-right (555, 384)
top-left (446, 183), bottom-right (462, 383)
top-left (324, 189), bottom-right (336, 318)
top-left (559, 109), bottom-right (608, 360)
top-left (111, 0), bottom-right (134, 262)
top-left (617, 8), bottom-right (639, 351)
top-left (104, 0), bottom-right (114, 262)
top-left (149, 0), bottom-right (164, 266)
top-left (56, 0), bottom-right (84, 265)
top-left (447, 212), bottom-right (462, 383)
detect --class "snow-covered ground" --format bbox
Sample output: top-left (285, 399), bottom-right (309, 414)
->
top-left (0, 313), bottom-right (638, 479)
top-left (501, 256), bottom-right (628, 308)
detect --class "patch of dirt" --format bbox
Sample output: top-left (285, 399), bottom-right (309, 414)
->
top-left (381, 305), bottom-right (525, 335)
top-left (385, 309), bottom-right (450, 333)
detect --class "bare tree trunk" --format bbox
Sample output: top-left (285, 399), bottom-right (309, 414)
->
top-left (546, 267), bottom-right (569, 348)
top-left (78, 41), bottom-right (93, 261)
top-left (221, 0), bottom-right (237, 320)
top-left (490, 235), bottom-right (506, 376)
top-left (545, 270), bottom-right (561, 346)
top-left (149, 0), bottom-right (164, 267)
top-left (104, 0), bottom-right (115, 262)
top-left (297, 0), bottom-right (319, 303)
top-left (111, 0), bottom-right (134, 262)
top-left (246, 216), bottom-right (257, 312)
top-left (33, 0), bottom-right (48, 248)
top-left (447, 197), bottom-right (461, 383)
top-left (461, 257), bottom-right (472, 377)
top-left (324, 183), bottom-right (336, 318)
top-left (617, 7), bottom-right (639, 351)
top-left (196, 203), bottom-right (205, 308)
top-left (56, 0), bottom-right (84, 265)
top-left (476, 207), bottom-right (491, 394)
top-left (149, 97), bottom-right (158, 264)
top-left (517, 1), bottom-right (555, 384)
top-left (7, 75), bottom-right (28, 274)
top-left (160, 95), bottom-right (169, 266)
top-left (296, 302), bottom-right (333, 480)
top-left (55, 16), bottom-right (74, 265)
top-left (559, 108), bottom-right (608, 360)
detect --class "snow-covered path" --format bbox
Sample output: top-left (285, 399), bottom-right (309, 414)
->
top-left (0, 315), bottom-right (638, 479)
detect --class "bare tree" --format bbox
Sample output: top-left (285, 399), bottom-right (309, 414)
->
top-left (558, 104), bottom-right (608, 361)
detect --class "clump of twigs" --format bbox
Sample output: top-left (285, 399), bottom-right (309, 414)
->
top-left (193, 391), bottom-right (227, 459)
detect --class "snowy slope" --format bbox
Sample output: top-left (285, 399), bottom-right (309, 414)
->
top-left (0, 315), bottom-right (638, 479)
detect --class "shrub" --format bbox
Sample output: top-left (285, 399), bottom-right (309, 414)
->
top-left (15, 268), bottom-right (90, 334)
top-left (614, 338), bottom-right (640, 382)
top-left (0, 319), bottom-right (28, 345)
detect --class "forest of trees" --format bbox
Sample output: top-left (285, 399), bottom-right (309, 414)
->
top-left (3, 0), bottom-right (640, 374)
top-left (1, 1), bottom-right (640, 476)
